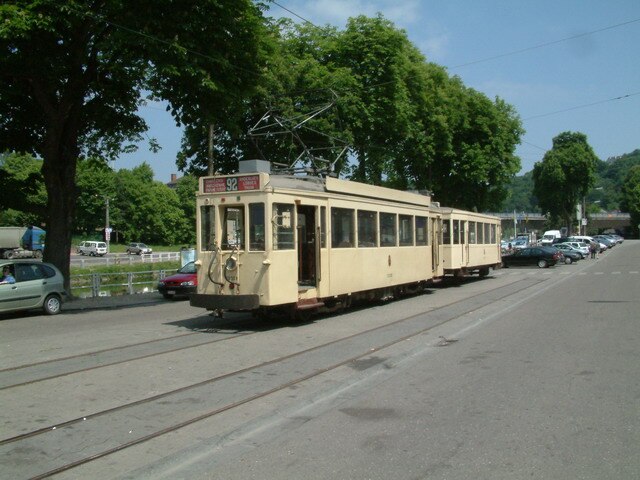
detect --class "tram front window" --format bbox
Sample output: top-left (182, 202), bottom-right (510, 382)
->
top-left (222, 207), bottom-right (245, 250)
top-left (249, 203), bottom-right (265, 251)
top-left (200, 205), bottom-right (216, 251)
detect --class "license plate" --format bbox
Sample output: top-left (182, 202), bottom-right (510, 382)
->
top-left (167, 290), bottom-right (175, 295)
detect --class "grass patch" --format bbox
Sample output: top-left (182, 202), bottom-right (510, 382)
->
top-left (71, 260), bottom-right (180, 275)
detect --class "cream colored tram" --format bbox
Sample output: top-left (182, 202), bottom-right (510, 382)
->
top-left (190, 162), bottom-right (442, 317)
top-left (436, 207), bottom-right (502, 277)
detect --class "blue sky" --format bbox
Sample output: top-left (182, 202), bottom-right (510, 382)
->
top-left (119, 0), bottom-right (640, 182)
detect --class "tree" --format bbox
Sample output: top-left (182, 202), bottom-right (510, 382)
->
top-left (0, 0), bottom-right (269, 291)
top-left (621, 165), bottom-right (640, 238)
top-left (74, 158), bottom-right (117, 236)
top-left (0, 152), bottom-right (47, 226)
top-left (173, 175), bottom-right (199, 246)
top-left (532, 132), bottom-right (599, 233)
top-left (112, 164), bottom-right (190, 245)
top-left (175, 14), bottom-right (523, 211)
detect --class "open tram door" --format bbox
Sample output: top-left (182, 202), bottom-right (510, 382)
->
top-left (296, 204), bottom-right (319, 288)
top-left (431, 215), bottom-right (442, 276)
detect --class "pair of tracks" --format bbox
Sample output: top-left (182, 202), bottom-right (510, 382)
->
top-left (1, 276), bottom-right (544, 479)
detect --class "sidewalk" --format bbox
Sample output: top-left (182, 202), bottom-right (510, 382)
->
top-left (63, 292), bottom-right (165, 311)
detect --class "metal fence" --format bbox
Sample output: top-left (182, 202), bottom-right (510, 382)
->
top-left (70, 268), bottom-right (177, 298)
top-left (71, 252), bottom-right (181, 269)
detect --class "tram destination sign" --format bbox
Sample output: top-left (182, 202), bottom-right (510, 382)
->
top-left (203, 175), bottom-right (261, 193)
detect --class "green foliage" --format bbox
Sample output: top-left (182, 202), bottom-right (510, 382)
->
top-left (112, 164), bottom-right (191, 244)
top-left (533, 132), bottom-right (599, 233)
top-left (0, 152), bottom-right (47, 225)
top-left (0, 0), bottom-right (270, 289)
top-left (173, 175), bottom-right (198, 244)
top-left (75, 158), bottom-right (117, 234)
top-left (621, 165), bottom-right (640, 237)
top-left (500, 171), bottom-right (539, 212)
top-left (591, 149), bottom-right (640, 210)
top-left (176, 15), bottom-right (523, 212)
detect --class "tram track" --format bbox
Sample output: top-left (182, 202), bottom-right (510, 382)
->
top-left (0, 276), bottom-right (546, 479)
top-left (0, 321), bottom-right (261, 391)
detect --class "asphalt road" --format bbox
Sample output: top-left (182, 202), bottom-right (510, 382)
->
top-left (1, 240), bottom-right (638, 479)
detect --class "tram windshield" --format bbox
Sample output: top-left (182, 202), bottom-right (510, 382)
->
top-left (200, 205), bottom-right (216, 251)
top-left (222, 207), bottom-right (245, 250)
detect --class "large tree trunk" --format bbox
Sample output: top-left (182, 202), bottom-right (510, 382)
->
top-left (41, 132), bottom-right (78, 296)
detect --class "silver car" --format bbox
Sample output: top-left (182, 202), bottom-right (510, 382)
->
top-left (126, 242), bottom-right (153, 255)
top-left (0, 261), bottom-right (66, 315)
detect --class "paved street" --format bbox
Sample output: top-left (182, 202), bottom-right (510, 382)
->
top-left (1, 241), bottom-right (638, 479)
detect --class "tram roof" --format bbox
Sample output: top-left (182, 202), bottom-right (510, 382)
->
top-left (268, 174), bottom-right (431, 207)
top-left (433, 205), bottom-right (501, 221)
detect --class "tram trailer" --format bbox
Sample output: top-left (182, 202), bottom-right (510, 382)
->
top-left (437, 207), bottom-right (503, 278)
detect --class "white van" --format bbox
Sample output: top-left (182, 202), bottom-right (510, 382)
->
top-left (77, 241), bottom-right (107, 256)
top-left (540, 230), bottom-right (561, 245)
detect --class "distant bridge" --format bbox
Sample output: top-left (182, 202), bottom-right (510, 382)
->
top-left (487, 212), bottom-right (632, 236)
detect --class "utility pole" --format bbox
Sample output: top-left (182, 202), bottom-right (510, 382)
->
top-left (105, 197), bottom-right (111, 253)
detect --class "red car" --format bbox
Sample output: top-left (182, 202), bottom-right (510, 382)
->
top-left (157, 261), bottom-right (197, 299)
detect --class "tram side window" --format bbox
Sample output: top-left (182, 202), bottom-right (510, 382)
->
top-left (249, 203), bottom-right (265, 251)
top-left (221, 207), bottom-right (245, 250)
top-left (273, 203), bottom-right (295, 250)
top-left (331, 208), bottom-right (355, 248)
top-left (357, 210), bottom-right (377, 247)
top-left (442, 221), bottom-right (450, 244)
top-left (399, 215), bottom-right (414, 246)
top-left (484, 223), bottom-right (490, 245)
top-left (380, 213), bottom-right (397, 247)
top-left (415, 216), bottom-right (429, 246)
top-left (469, 221), bottom-right (476, 244)
top-left (477, 222), bottom-right (484, 244)
top-left (200, 205), bottom-right (216, 251)
top-left (320, 206), bottom-right (326, 248)
top-left (453, 220), bottom-right (460, 244)
top-left (491, 224), bottom-right (497, 244)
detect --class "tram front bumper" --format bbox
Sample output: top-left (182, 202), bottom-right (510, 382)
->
top-left (190, 293), bottom-right (260, 311)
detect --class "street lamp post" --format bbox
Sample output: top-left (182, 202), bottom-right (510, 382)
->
top-left (104, 197), bottom-right (111, 253)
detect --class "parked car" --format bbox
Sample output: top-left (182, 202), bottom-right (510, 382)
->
top-left (0, 260), bottom-right (66, 315)
top-left (552, 246), bottom-right (581, 264)
top-left (512, 239), bottom-right (528, 250)
top-left (592, 236), bottom-right (614, 249)
top-left (556, 242), bottom-right (589, 258)
top-left (77, 241), bottom-right (107, 256)
top-left (157, 261), bottom-right (197, 299)
top-left (502, 246), bottom-right (563, 268)
top-left (126, 242), bottom-right (153, 255)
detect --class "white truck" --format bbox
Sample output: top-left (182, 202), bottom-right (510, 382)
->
top-left (0, 226), bottom-right (46, 259)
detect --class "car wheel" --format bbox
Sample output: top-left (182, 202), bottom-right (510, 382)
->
top-left (564, 257), bottom-right (573, 265)
top-left (537, 259), bottom-right (548, 268)
top-left (43, 294), bottom-right (62, 315)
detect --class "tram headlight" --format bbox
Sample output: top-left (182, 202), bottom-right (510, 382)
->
top-left (225, 256), bottom-right (238, 271)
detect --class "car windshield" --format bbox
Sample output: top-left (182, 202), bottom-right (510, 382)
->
top-left (178, 262), bottom-right (196, 274)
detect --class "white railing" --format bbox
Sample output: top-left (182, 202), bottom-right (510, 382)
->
top-left (71, 252), bottom-right (180, 268)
